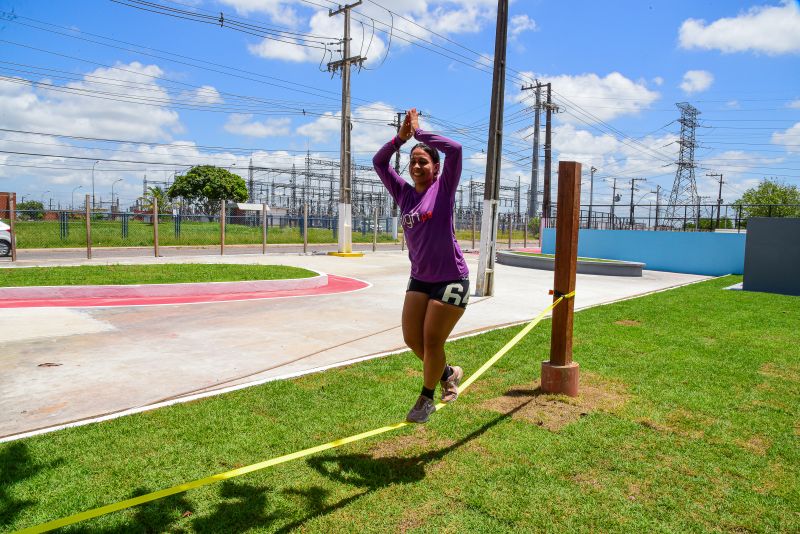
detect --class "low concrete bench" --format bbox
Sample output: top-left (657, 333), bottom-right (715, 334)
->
top-left (496, 251), bottom-right (644, 277)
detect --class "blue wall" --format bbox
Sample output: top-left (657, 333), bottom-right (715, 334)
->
top-left (541, 229), bottom-right (746, 275)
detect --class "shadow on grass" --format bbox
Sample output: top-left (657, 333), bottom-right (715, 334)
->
top-left (0, 441), bottom-right (64, 528)
top-left (270, 393), bottom-right (543, 531)
top-left (13, 391), bottom-right (543, 532)
top-left (68, 488), bottom-right (194, 533)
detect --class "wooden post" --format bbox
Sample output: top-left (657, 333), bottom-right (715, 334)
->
top-left (85, 194), bottom-right (92, 260)
top-left (372, 206), bottom-right (378, 252)
top-left (220, 199), bottom-right (225, 256)
top-left (153, 197), bottom-right (159, 257)
top-left (542, 161), bottom-right (581, 397)
top-left (9, 193), bottom-right (17, 262)
top-left (262, 203), bottom-right (268, 254)
top-left (303, 202), bottom-right (309, 254)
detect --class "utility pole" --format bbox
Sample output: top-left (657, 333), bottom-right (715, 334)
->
top-left (521, 82), bottom-right (543, 218)
top-left (707, 172), bottom-right (724, 230)
top-left (629, 178), bottom-right (646, 227)
top-left (91, 160), bottom-right (99, 210)
top-left (543, 83), bottom-right (559, 221)
top-left (611, 177), bottom-right (618, 229)
top-left (476, 0), bottom-right (509, 296)
top-left (666, 102), bottom-right (700, 226)
top-left (588, 166), bottom-right (597, 229)
top-left (651, 185), bottom-right (662, 229)
top-left (248, 158), bottom-right (254, 201)
top-left (328, 1), bottom-right (366, 255)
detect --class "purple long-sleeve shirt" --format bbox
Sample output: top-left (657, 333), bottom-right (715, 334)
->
top-left (373, 128), bottom-right (469, 283)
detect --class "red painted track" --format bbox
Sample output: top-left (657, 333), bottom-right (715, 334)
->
top-left (0, 275), bottom-right (369, 309)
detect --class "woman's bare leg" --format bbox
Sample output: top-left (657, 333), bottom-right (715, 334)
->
top-left (402, 291), bottom-right (429, 361)
top-left (422, 300), bottom-right (465, 390)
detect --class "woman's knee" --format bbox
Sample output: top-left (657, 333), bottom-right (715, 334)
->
top-left (403, 331), bottom-right (424, 355)
top-left (422, 335), bottom-right (446, 356)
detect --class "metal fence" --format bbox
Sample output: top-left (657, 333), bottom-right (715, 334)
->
top-left (1, 208), bottom-right (405, 250)
top-left (543, 203), bottom-right (800, 232)
top-left (1, 198), bottom-right (540, 255)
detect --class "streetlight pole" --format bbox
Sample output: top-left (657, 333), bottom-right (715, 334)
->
top-left (588, 166), bottom-right (596, 229)
top-left (111, 178), bottom-right (123, 210)
top-left (72, 185), bottom-right (83, 210)
top-left (91, 160), bottom-right (100, 210)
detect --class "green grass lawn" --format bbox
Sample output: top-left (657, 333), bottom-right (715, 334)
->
top-left (0, 264), bottom-right (317, 287)
top-left (13, 220), bottom-right (398, 249)
top-left (2, 276), bottom-right (798, 532)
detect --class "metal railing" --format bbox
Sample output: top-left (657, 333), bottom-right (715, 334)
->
top-left (542, 203), bottom-right (800, 232)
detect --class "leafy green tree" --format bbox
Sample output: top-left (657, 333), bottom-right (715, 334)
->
top-left (16, 200), bottom-right (45, 220)
top-left (733, 179), bottom-right (800, 219)
top-left (167, 165), bottom-right (248, 214)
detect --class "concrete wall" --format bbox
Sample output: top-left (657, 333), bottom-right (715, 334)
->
top-left (743, 218), bottom-right (800, 296)
top-left (541, 228), bottom-right (746, 276)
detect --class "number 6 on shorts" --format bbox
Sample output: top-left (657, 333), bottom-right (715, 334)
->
top-left (442, 283), bottom-right (465, 306)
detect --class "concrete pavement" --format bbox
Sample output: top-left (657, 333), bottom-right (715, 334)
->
top-left (0, 250), bottom-right (709, 440)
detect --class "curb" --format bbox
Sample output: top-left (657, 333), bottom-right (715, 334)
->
top-left (0, 271), bottom-right (327, 300)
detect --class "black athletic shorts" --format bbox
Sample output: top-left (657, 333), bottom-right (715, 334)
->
top-left (406, 277), bottom-right (470, 308)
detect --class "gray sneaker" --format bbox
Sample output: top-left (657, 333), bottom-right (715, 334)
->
top-left (440, 366), bottom-right (464, 403)
top-left (406, 395), bottom-right (436, 423)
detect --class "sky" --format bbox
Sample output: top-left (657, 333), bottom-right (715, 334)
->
top-left (0, 0), bottom-right (798, 212)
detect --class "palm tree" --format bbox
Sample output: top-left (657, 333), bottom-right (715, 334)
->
top-left (138, 186), bottom-right (173, 222)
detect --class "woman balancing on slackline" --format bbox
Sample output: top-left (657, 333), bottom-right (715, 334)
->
top-left (373, 108), bottom-right (470, 423)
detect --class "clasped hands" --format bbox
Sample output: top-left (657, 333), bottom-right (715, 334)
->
top-left (398, 108), bottom-right (420, 142)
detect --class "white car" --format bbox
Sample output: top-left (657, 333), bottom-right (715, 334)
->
top-left (0, 220), bottom-right (11, 257)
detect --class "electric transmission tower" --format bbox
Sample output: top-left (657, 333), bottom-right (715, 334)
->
top-left (666, 102), bottom-right (700, 226)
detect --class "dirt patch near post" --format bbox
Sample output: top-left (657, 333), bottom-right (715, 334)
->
top-left (480, 372), bottom-right (629, 431)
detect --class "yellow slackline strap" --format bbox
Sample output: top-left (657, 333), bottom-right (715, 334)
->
top-left (17, 292), bottom-right (575, 534)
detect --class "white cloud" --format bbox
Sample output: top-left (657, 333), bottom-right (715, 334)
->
top-left (248, 8), bottom-right (387, 66)
top-left (182, 85), bottom-right (223, 105)
top-left (296, 111), bottom-right (340, 143)
top-left (516, 71), bottom-right (660, 123)
top-left (242, 1), bottom-right (498, 64)
top-left (219, 0), bottom-right (301, 27)
top-left (680, 70), bottom-right (714, 94)
top-left (772, 122), bottom-right (800, 153)
top-left (0, 62), bottom-right (181, 141)
top-left (474, 52), bottom-right (493, 69)
top-left (510, 14), bottom-right (537, 38)
top-left (679, 1), bottom-right (800, 55)
top-left (296, 102), bottom-right (397, 152)
top-left (788, 99), bottom-right (800, 109)
top-left (698, 151), bottom-right (788, 198)
top-left (224, 114), bottom-right (292, 137)
top-left (652, 76), bottom-right (664, 86)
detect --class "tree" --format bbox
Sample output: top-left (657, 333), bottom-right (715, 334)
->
top-left (733, 179), bottom-right (800, 219)
top-left (167, 165), bottom-right (248, 214)
top-left (138, 186), bottom-right (172, 215)
top-left (16, 200), bottom-right (45, 220)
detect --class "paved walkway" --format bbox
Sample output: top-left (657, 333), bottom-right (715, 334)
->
top-left (0, 250), bottom-right (709, 440)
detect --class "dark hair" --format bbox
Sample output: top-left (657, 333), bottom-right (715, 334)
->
top-left (410, 142), bottom-right (440, 165)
